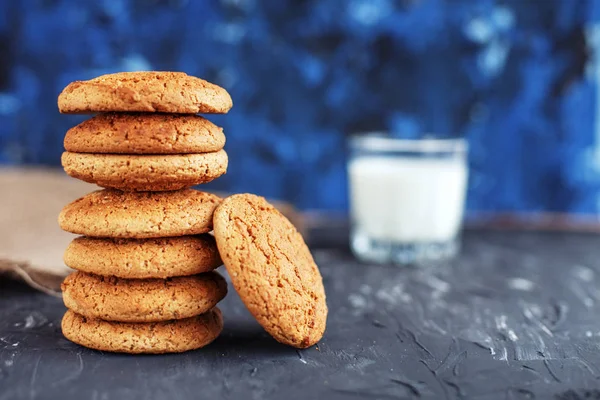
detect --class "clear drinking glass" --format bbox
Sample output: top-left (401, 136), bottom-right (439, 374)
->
top-left (347, 134), bottom-right (468, 265)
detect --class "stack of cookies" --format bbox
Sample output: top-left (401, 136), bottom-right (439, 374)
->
top-left (57, 72), bottom-right (232, 354)
top-left (56, 71), bottom-right (329, 354)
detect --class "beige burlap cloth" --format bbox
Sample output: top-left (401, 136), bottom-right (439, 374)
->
top-left (0, 168), bottom-right (305, 296)
top-left (0, 168), bottom-right (94, 296)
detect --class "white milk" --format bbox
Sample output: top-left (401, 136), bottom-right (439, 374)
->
top-left (348, 156), bottom-right (467, 243)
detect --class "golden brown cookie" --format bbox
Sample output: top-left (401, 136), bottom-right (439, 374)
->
top-left (213, 193), bottom-right (327, 348)
top-left (58, 71), bottom-right (232, 114)
top-left (64, 235), bottom-right (222, 279)
top-left (62, 271), bottom-right (227, 322)
top-left (61, 308), bottom-right (223, 354)
top-left (59, 189), bottom-right (220, 238)
top-left (64, 113), bottom-right (226, 154)
top-left (61, 150), bottom-right (228, 191)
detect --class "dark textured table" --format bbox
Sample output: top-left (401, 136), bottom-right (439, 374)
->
top-left (2, 231), bottom-right (600, 399)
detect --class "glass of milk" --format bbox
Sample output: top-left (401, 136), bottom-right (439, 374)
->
top-left (348, 134), bottom-right (468, 265)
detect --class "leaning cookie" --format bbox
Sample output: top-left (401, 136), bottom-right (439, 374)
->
top-left (64, 235), bottom-right (222, 279)
top-left (61, 150), bottom-right (228, 191)
top-left (59, 189), bottom-right (220, 239)
top-left (58, 71), bottom-right (232, 114)
top-left (62, 271), bottom-right (227, 322)
top-left (64, 113), bottom-right (226, 154)
top-left (61, 308), bottom-right (223, 354)
top-left (213, 193), bottom-right (328, 349)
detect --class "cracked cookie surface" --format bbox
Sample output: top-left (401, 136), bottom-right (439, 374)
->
top-left (64, 113), bottom-right (226, 154)
top-left (62, 271), bottom-right (227, 322)
top-left (59, 189), bottom-right (220, 238)
top-left (213, 193), bottom-right (327, 348)
top-left (61, 150), bottom-right (228, 191)
top-left (61, 308), bottom-right (223, 354)
top-left (64, 235), bottom-right (222, 279)
top-left (58, 71), bottom-right (232, 114)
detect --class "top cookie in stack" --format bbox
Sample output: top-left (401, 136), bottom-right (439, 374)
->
top-left (58, 71), bottom-right (232, 191)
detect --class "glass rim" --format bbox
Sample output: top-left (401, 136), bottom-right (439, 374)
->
top-left (349, 133), bottom-right (468, 153)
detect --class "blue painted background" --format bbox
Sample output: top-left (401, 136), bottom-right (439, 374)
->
top-left (1, 0), bottom-right (599, 213)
